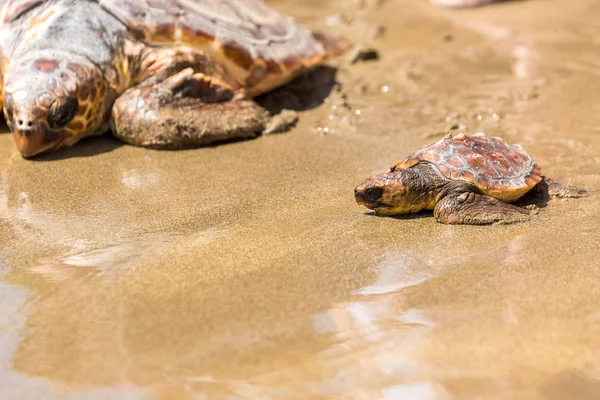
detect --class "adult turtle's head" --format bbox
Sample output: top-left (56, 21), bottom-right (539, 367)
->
top-left (3, 54), bottom-right (111, 158)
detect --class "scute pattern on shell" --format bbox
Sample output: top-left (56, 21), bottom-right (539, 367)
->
top-left (0, 0), bottom-right (317, 51)
top-left (392, 133), bottom-right (543, 202)
top-left (0, 0), bottom-right (341, 96)
top-left (98, 0), bottom-right (326, 68)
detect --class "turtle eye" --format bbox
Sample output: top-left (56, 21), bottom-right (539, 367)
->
top-left (48, 97), bottom-right (78, 129)
top-left (3, 97), bottom-right (14, 124)
top-left (365, 187), bottom-right (383, 202)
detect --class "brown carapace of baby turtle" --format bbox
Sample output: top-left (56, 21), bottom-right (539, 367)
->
top-left (355, 133), bottom-right (588, 225)
top-left (0, 0), bottom-right (352, 158)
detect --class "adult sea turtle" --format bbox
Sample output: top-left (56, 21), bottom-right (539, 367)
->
top-left (355, 133), bottom-right (588, 225)
top-left (0, 0), bottom-right (351, 158)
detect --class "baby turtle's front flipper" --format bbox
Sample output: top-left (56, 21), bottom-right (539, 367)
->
top-left (434, 191), bottom-right (531, 225)
top-left (111, 68), bottom-right (269, 149)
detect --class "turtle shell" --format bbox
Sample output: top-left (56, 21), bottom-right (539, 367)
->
top-left (0, 0), bottom-right (346, 95)
top-left (97, 0), bottom-right (346, 96)
top-left (392, 133), bottom-right (543, 202)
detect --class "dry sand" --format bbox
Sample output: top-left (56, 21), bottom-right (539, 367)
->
top-left (0, 0), bottom-right (599, 399)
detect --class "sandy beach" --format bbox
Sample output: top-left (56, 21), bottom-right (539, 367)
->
top-left (0, 0), bottom-right (599, 398)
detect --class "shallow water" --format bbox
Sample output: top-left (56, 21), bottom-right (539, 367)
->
top-left (1, 0), bottom-right (599, 399)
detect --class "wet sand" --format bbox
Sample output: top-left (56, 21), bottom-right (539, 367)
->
top-left (1, 0), bottom-right (599, 399)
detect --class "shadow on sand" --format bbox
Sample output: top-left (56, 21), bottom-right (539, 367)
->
top-left (256, 65), bottom-right (341, 114)
top-left (30, 135), bottom-right (124, 162)
top-left (365, 210), bottom-right (434, 221)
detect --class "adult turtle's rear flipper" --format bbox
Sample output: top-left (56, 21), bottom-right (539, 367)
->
top-left (313, 32), bottom-right (354, 57)
top-left (111, 68), bottom-right (269, 149)
top-left (434, 191), bottom-right (531, 225)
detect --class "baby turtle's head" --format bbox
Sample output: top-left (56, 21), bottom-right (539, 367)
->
top-left (3, 55), bottom-right (111, 157)
top-left (355, 167), bottom-right (433, 215)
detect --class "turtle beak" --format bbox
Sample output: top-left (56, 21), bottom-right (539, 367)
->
top-left (12, 116), bottom-right (61, 158)
top-left (355, 188), bottom-right (369, 206)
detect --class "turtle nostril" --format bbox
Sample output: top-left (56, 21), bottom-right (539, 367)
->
top-left (16, 118), bottom-right (35, 129)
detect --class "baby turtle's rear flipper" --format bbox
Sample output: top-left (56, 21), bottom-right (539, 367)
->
top-left (515, 178), bottom-right (589, 209)
top-left (111, 68), bottom-right (269, 149)
top-left (434, 191), bottom-right (531, 225)
top-left (543, 178), bottom-right (589, 198)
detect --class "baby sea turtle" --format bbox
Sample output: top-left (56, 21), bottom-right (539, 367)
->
top-left (355, 133), bottom-right (588, 225)
top-left (0, 0), bottom-right (351, 158)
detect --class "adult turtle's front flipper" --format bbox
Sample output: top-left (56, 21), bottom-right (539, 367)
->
top-left (111, 68), bottom-right (269, 149)
top-left (434, 191), bottom-right (531, 225)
